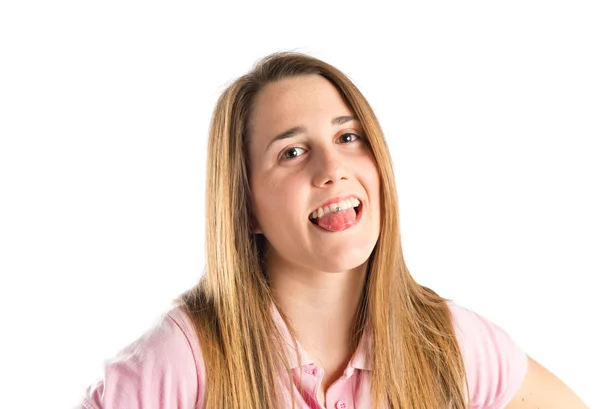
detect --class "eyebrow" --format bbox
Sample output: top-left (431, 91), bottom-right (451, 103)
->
top-left (264, 115), bottom-right (358, 152)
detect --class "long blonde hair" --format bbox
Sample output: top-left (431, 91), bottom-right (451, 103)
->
top-left (177, 52), bottom-right (469, 408)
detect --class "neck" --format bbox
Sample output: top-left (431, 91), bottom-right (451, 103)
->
top-left (266, 258), bottom-right (368, 367)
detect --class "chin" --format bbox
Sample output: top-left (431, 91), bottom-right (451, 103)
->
top-left (316, 251), bottom-right (372, 274)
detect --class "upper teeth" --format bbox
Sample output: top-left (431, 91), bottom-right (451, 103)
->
top-left (310, 197), bottom-right (361, 219)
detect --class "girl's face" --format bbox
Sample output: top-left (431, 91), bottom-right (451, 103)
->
top-left (247, 75), bottom-right (380, 274)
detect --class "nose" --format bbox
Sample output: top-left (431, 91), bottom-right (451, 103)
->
top-left (311, 148), bottom-right (348, 187)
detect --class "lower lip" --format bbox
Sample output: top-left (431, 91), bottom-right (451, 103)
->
top-left (309, 204), bottom-right (363, 232)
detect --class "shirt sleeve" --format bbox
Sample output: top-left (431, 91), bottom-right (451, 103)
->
top-left (449, 302), bottom-right (529, 409)
top-left (77, 307), bottom-right (205, 409)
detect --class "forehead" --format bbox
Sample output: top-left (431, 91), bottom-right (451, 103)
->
top-left (249, 75), bottom-right (354, 140)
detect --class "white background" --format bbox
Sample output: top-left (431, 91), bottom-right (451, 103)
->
top-left (1, 1), bottom-right (598, 408)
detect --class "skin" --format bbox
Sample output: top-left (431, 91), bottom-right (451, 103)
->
top-left (505, 356), bottom-right (589, 408)
top-left (246, 74), bottom-right (589, 408)
top-left (247, 74), bottom-right (380, 405)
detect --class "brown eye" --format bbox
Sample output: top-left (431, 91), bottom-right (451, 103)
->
top-left (337, 133), bottom-right (360, 144)
top-left (280, 146), bottom-right (306, 161)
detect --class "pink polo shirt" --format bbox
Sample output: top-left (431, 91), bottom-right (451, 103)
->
top-left (78, 302), bottom-right (528, 409)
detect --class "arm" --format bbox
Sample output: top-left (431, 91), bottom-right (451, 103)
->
top-left (77, 308), bottom-right (204, 409)
top-left (505, 355), bottom-right (588, 409)
top-left (448, 302), bottom-right (588, 409)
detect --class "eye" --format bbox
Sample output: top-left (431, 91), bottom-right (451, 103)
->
top-left (279, 146), bottom-right (306, 161)
top-left (337, 132), bottom-right (361, 144)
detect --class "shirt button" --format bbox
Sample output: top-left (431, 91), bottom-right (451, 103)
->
top-left (335, 400), bottom-right (348, 409)
top-left (303, 367), bottom-right (314, 375)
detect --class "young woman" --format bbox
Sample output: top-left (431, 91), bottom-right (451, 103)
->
top-left (78, 52), bottom-right (588, 408)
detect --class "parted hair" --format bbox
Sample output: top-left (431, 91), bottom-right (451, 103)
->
top-left (177, 51), bottom-right (469, 408)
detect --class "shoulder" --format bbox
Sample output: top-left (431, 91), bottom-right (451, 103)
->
top-left (79, 306), bottom-right (206, 409)
top-left (447, 301), bottom-right (529, 409)
top-left (165, 306), bottom-right (206, 377)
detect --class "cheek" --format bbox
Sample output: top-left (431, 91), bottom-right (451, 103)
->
top-left (253, 185), bottom-right (308, 231)
top-left (364, 161), bottom-right (382, 211)
top-left (363, 160), bottom-right (380, 188)
top-left (252, 183), bottom-right (286, 219)
top-left (252, 189), bottom-right (271, 221)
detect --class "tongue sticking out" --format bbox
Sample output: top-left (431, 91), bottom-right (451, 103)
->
top-left (315, 207), bottom-right (357, 232)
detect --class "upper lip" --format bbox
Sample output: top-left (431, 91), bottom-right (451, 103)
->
top-left (310, 194), bottom-right (362, 214)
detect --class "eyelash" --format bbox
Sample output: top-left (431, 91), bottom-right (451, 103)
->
top-left (279, 132), bottom-right (361, 162)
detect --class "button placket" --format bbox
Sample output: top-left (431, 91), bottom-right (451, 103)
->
top-left (335, 400), bottom-right (348, 409)
top-left (303, 367), bottom-right (315, 375)
top-left (313, 367), bottom-right (326, 409)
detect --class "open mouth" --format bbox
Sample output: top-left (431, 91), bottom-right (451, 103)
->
top-left (308, 200), bottom-right (363, 226)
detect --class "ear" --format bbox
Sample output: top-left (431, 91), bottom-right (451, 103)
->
top-left (251, 222), bottom-right (262, 234)
top-left (248, 194), bottom-right (262, 234)
top-left (249, 212), bottom-right (262, 234)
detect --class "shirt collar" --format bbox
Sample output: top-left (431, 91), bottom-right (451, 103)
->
top-left (270, 303), bottom-right (373, 371)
